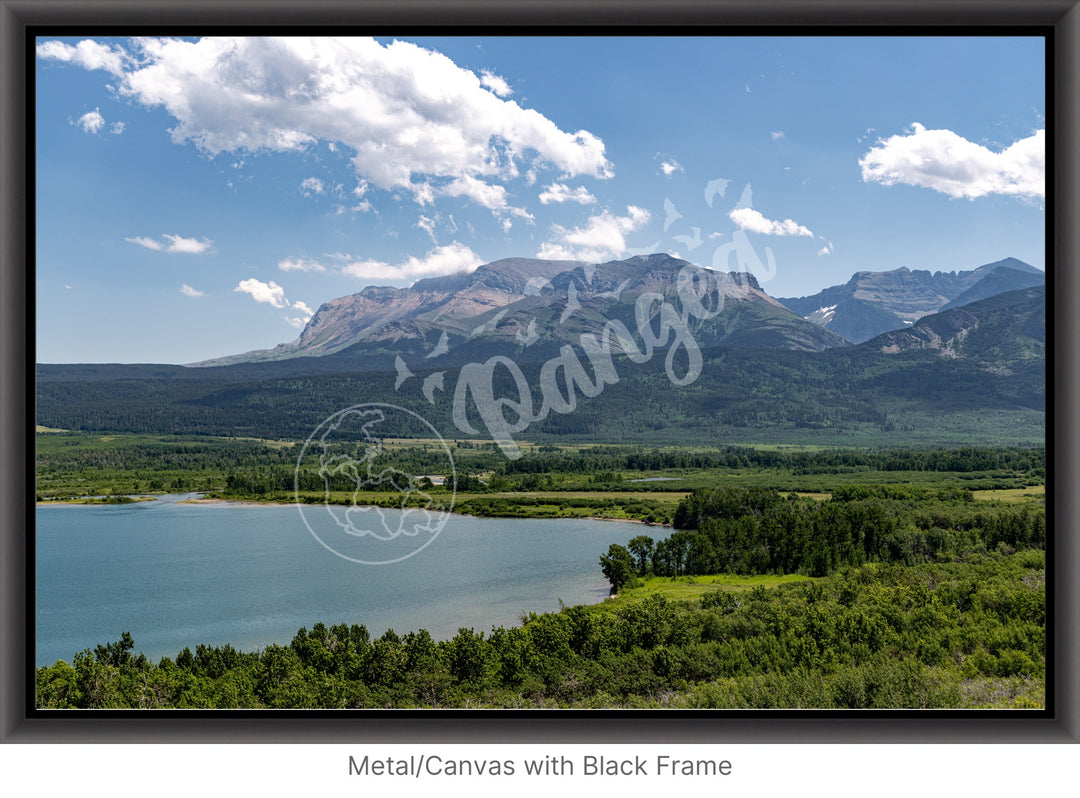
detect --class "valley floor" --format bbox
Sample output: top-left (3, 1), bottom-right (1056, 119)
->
top-left (34, 434), bottom-right (1046, 709)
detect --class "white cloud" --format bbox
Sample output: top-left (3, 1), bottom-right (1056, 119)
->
top-left (771, 130), bottom-right (785, 141)
top-left (180, 283), bottom-right (204, 297)
top-left (235, 278), bottom-right (289, 308)
top-left (729, 207), bottom-right (814, 238)
top-left (278, 256), bottom-right (326, 272)
top-left (285, 299), bottom-right (315, 328)
top-left (163, 234), bottom-right (213, 253)
top-left (417, 214), bottom-right (438, 241)
top-left (539, 182), bottom-right (597, 205)
top-left (300, 177), bottom-right (325, 196)
top-left (110, 121), bottom-right (125, 135)
top-left (859, 123), bottom-right (1044, 200)
top-left (537, 205), bottom-right (651, 262)
top-left (76, 109), bottom-right (105, 134)
top-left (125, 236), bottom-right (163, 251)
top-left (37, 39), bottom-right (128, 76)
top-left (659, 160), bottom-right (684, 177)
top-left (817, 241), bottom-right (833, 256)
top-left (125, 233), bottom-right (213, 253)
top-left (340, 242), bottom-right (483, 282)
top-left (42, 36), bottom-right (614, 211)
top-left (442, 175), bottom-right (510, 211)
top-left (438, 176), bottom-right (534, 223)
top-left (234, 278), bottom-right (313, 327)
top-left (480, 70), bottom-right (513, 97)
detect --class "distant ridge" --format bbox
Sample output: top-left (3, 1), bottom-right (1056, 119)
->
top-left (190, 253), bottom-right (847, 367)
top-left (777, 257), bottom-right (1043, 343)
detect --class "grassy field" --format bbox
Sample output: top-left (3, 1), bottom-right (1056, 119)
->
top-left (593, 573), bottom-right (816, 611)
top-left (972, 485), bottom-right (1045, 502)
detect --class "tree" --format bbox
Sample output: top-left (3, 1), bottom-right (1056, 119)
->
top-left (94, 630), bottom-right (136, 668)
top-left (627, 535), bottom-right (655, 575)
top-left (599, 544), bottom-right (638, 594)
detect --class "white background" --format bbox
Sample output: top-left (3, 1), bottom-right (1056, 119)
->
top-left (2, 743), bottom-right (1077, 796)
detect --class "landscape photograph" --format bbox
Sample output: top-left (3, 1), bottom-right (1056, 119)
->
top-left (32, 34), bottom-right (1047, 710)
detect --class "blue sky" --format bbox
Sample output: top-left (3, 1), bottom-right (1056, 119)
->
top-left (35, 35), bottom-right (1046, 364)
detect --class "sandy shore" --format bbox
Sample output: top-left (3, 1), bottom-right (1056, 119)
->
top-left (37, 495), bottom-right (672, 525)
top-left (176, 497), bottom-right (294, 507)
top-left (36, 496), bottom-right (157, 506)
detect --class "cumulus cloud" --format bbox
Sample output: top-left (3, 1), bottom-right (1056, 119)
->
top-left (286, 299), bottom-right (316, 328)
top-left (339, 241), bottom-right (483, 282)
top-left (659, 160), bottom-right (683, 177)
top-left (163, 234), bottom-right (214, 253)
top-left (37, 39), bottom-right (128, 76)
top-left (39, 36), bottom-right (613, 211)
top-left (539, 182), bottom-right (597, 205)
top-left (729, 207), bottom-right (814, 238)
top-left (480, 70), bottom-right (513, 97)
top-left (180, 283), bottom-right (204, 297)
top-left (300, 177), bottom-right (325, 196)
top-left (771, 130), bottom-right (785, 141)
top-left (110, 121), bottom-right (125, 135)
top-left (235, 278), bottom-right (289, 308)
top-left (75, 109), bottom-right (105, 134)
top-left (442, 175), bottom-right (509, 210)
top-left (859, 123), bottom-right (1044, 200)
top-left (278, 256), bottom-right (325, 272)
top-left (817, 241), bottom-right (834, 256)
top-left (234, 277), bottom-right (314, 327)
top-left (285, 300), bottom-right (315, 329)
top-left (125, 233), bottom-right (214, 253)
top-left (537, 205), bottom-right (651, 262)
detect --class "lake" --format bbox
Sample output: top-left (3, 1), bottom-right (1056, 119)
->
top-left (35, 495), bottom-right (644, 667)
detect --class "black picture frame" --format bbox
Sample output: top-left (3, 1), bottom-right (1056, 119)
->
top-left (3, 0), bottom-right (1076, 743)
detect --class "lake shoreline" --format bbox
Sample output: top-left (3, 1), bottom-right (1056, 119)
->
top-left (39, 493), bottom-right (675, 526)
top-left (36, 503), bottom-right (643, 667)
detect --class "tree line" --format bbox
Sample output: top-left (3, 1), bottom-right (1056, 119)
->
top-left (599, 486), bottom-right (1045, 591)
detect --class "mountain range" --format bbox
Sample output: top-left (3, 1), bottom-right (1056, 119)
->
top-left (194, 254), bottom-right (847, 367)
top-left (37, 254), bottom-right (1046, 449)
top-left (776, 257), bottom-right (1044, 343)
top-left (193, 254), bottom-right (1044, 369)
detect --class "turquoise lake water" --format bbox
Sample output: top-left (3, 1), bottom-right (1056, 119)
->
top-left (35, 495), bottom-right (642, 666)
